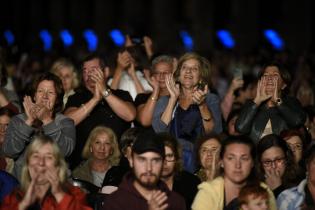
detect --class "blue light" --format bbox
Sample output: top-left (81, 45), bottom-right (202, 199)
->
top-left (109, 29), bottom-right (125, 47)
top-left (4, 30), bottom-right (15, 46)
top-left (39, 29), bottom-right (53, 52)
top-left (264, 29), bottom-right (284, 50)
top-left (83, 29), bottom-right (98, 52)
top-left (179, 30), bottom-right (194, 51)
top-left (216, 30), bottom-right (235, 49)
top-left (60, 29), bottom-right (73, 47)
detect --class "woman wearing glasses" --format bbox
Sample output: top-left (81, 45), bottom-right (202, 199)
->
top-left (152, 53), bottom-right (222, 173)
top-left (257, 134), bottom-right (303, 198)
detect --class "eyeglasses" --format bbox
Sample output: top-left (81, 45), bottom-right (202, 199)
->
top-left (200, 147), bottom-right (219, 155)
top-left (165, 153), bottom-right (175, 162)
top-left (262, 157), bottom-right (286, 167)
top-left (287, 143), bottom-right (302, 151)
top-left (180, 65), bottom-right (199, 73)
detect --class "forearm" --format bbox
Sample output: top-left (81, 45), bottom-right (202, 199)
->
top-left (137, 92), bottom-right (159, 126)
top-left (64, 98), bottom-right (99, 125)
top-left (110, 68), bottom-right (123, 90)
top-left (130, 73), bottom-right (145, 94)
top-left (106, 95), bottom-right (136, 122)
top-left (199, 103), bottom-right (215, 134)
top-left (160, 98), bottom-right (177, 126)
top-left (220, 89), bottom-right (235, 121)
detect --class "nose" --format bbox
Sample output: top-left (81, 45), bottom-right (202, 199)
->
top-left (146, 161), bottom-right (152, 172)
top-left (38, 156), bottom-right (45, 166)
top-left (235, 159), bottom-right (241, 169)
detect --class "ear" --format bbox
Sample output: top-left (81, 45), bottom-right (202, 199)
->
top-left (89, 147), bottom-right (93, 153)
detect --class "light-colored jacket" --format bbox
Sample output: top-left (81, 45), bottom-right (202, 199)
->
top-left (192, 176), bottom-right (277, 210)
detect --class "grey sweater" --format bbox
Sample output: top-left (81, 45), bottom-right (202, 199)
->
top-left (2, 113), bottom-right (76, 180)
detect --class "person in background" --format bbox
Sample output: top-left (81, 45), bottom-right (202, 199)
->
top-left (50, 58), bottom-right (79, 107)
top-left (235, 62), bottom-right (306, 143)
top-left (0, 135), bottom-right (92, 210)
top-left (257, 134), bottom-right (303, 198)
top-left (153, 52), bottom-right (222, 173)
top-left (194, 134), bottom-right (222, 182)
top-left (72, 126), bottom-right (120, 188)
top-left (225, 109), bottom-right (242, 136)
top-left (0, 107), bottom-right (15, 173)
top-left (239, 184), bottom-right (270, 210)
top-left (135, 55), bottom-right (173, 127)
top-left (2, 72), bottom-right (76, 180)
top-left (101, 129), bottom-right (186, 210)
top-left (159, 132), bottom-right (201, 210)
top-left (64, 53), bottom-right (135, 169)
top-left (0, 170), bottom-right (19, 203)
top-left (277, 145), bottom-right (315, 210)
top-left (192, 135), bottom-right (277, 210)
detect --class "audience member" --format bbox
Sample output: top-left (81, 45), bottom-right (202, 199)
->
top-left (239, 184), bottom-right (270, 210)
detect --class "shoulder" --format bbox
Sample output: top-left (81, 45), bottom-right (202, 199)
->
top-left (111, 89), bottom-right (133, 101)
top-left (198, 176), bottom-right (224, 192)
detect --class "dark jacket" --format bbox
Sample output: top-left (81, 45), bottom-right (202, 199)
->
top-left (101, 172), bottom-right (186, 210)
top-left (235, 96), bottom-right (306, 143)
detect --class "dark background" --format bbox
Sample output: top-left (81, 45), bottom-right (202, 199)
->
top-left (0, 0), bottom-right (314, 57)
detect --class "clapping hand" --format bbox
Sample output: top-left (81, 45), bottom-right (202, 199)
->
top-left (165, 74), bottom-right (179, 101)
top-left (193, 85), bottom-right (208, 105)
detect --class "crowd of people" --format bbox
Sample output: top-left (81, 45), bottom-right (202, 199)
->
top-left (0, 35), bottom-right (315, 210)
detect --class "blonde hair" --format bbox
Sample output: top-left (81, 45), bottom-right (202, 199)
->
top-left (82, 126), bottom-right (120, 166)
top-left (50, 58), bottom-right (79, 90)
top-left (21, 135), bottom-right (68, 191)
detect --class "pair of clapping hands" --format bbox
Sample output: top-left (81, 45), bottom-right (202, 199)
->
top-left (23, 96), bottom-right (53, 125)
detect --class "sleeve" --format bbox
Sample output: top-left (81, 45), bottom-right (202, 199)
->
top-left (2, 115), bottom-right (35, 159)
top-left (191, 183), bottom-right (219, 210)
top-left (277, 96), bottom-right (306, 128)
top-left (134, 93), bottom-right (150, 107)
top-left (0, 191), bottom-right (20, 210)
top-left (152, 97), bottom-right (171, 133)
top-left (205, 93), bottom-right (222, 134)
top-left (57, 187), bottom-right (92, 210)
top-left (42, 115), bottom-right (76, 157)
top-left (235, 100), bottom-right (259, 134)
top-left (65, 93), bottom-right (82, 109)
top-left (114, 89), bottom-right (134, 103)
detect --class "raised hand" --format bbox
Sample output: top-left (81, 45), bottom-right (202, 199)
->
top-left (230, 77), bottom-right (244, 91)
top-left (46, 166), bottom-right (64, 202)
top-left (165, 74), bottom-right (179, 100)
top-left (254, 77), bottom-right (272, 105)
top-left (193, 85), bottom-right (208, 105)
top-left (127, 63), bottom-right (137, 78)
top-left (271, 77), bottom-right (280, 104)
top-left (35, 103), bottom-right (53, 125)
top-left (23, 96), bottom-right (37, 125)
top-left (19, 174), bottom-right (39, 210)
top-left (90, 67), bottom-right (106, 101)
top-left (147, 190), bottom-right (169, 210)
top-left (264, 168), bottom-right (282, 190)
top-left (117, 51), bottom-right (132, 70)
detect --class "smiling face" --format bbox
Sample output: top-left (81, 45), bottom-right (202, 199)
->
top-left (34, 80), bottom-right (57, 109)
top-left (178, 58), bottom-right (201, 89)
top-left (28, 143), bottom-right (56, 185)
top-left (152, 62), bottom-right (173, 89)
top-left (262, 66), bottom-right (285, 95)
top-left (222, 143), bottom-right (254, 185)
top-left (90, 132), bottom-right (113, 161)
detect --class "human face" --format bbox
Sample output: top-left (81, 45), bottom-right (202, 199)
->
top-left (28, 143), bottom-right (56, 185)
top-left (199, 139), bottom-right (221, 169)
top-left (162, 146), bottom-right (176, 178)
top-left (0, 115), bottom-right (10, 135)
top-left (34, 80), bottom-right (57, 109)
top-left (178, 59), bottom-right (201, 89)
top-left (90, 132), bottom-right (113, 161)
top-left (261, 147), bottom-right (286, 178)
top-left (262, 66), bottom-right (285, 95)
top-left (242, 196), bottom-right (269, 210)
top-left (82, 58), bottom-right (102, 91)
top-left (131, 152), bottom-right (163, 189)
top-left (56, 67), bottom-right (74, 93)
top-left (153, 62), bottom-right (173, 89)
top-left (222, 143), bottom-right (254, 185)
top-left (228, 116), bottom-right (240, 136)
top-left (286, 136), bottom-right (303, 163)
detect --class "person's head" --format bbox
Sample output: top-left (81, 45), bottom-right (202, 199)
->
top-left (196, 134), bottom-right (222, 170)
top-left (82, 126), bottom-right (120, 166)
top-left (81, 53), bottom-right (109, 91)
top-left (258, 62), bottom-right (291, 96)
top-left (174, 52), bottom-right (212, 90)
top-left (0, 107), bottom-right (14, 145)
top-left (50, 58), bottom-right (79, 93)
top-left (257, 134), bottom-right (296, 184)
top-left (120, 127), bottom-right (144, 160)
top-left (151, 55), bottom-right (174, 89)
top-left (159, 133), bottom-right (182, 179)
top-left (220, 135), bottom-right (256, 185)
top-left (32, 72), bottom-right (64, 115)
top-left (296, 82), bottom-right (314, 107)
top-left (280, 129), bottom-right (305, 163)
top-left (131, 130), bottom-right (165, 189)
top-left (21, 135), bottom-right (68, 191)
top-left (226, 109), bottom-right (241, 136)
top-left (239, 184), bottom-right (269, 210)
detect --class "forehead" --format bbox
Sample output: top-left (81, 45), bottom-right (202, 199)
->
top-left (134, 151), bottom-right (162, 159)
top-left (224, 143), bottom-right (251, 155)
top-left (31, 143), bottom-right (54, 155)
top-left (202, 138), bottom-right (220, 148)
top-left (262, 146), bottom-right (285, 158)
top-left (182, 58), bottom-right (199, 66)
top-left (286, 135), bottom-right (302, 143)
top-left (57, 66), bottom-right (73, 74)
top-left (0, 115), bottom-right (10, 122)
top-left (154, 62), bottom-right (173, 72)
top-left (83, 58), bottom-right (101, 68)
top-left (165, 145), bottom-right (174, 154)
top-left (264, 66), bottom-right (280, 75)
top-left (93, 132), bottom-right (111, 142)
top-left (37, 80), bottom-right (55, 89)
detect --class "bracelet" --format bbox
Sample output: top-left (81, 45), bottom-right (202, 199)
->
top-left (202, 116), bottom-right (212, 121)
top-left (151, 96), bottom-right (157, 101)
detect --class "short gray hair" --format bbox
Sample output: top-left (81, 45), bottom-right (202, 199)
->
top-left (151, 55), bottom-right (174, 72)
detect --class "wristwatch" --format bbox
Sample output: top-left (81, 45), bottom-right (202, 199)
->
top-left (102, 88), bottom-right (111, 98)
top-left (276, 98), bottom-right (282, 106)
